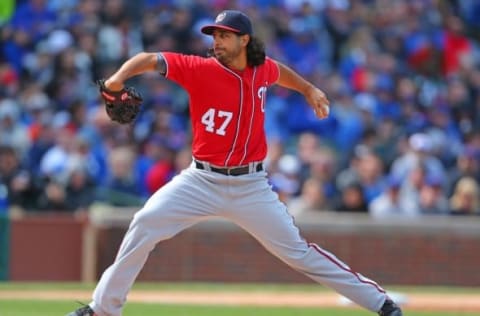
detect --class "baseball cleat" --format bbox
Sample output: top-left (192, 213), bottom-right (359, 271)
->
top-left (66, 304), bottom-right (97, 316)
top-left (378, 298), bottom-right (403, 316)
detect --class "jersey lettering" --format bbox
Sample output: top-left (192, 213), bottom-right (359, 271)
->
top-left (201, 108), bottom-right (233, 136)
top-left (257, 86), bottom-right (267, 113)
top-left (217, 110), bottom-right (233, 136)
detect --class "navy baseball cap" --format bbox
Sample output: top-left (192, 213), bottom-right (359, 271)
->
top-left (201, 10), bottom-right (253, 35)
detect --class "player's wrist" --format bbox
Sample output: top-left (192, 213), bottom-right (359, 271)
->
top-left (105, 78), bottom-right (124, 92)
top-left (302, 84), bottom-right (316, 98)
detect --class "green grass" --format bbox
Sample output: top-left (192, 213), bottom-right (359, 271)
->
top-left (0, 300), bottom-right (479, 316)
top-left (1, 282), bottom-right (479, 316)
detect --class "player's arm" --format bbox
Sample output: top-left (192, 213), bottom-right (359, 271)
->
top-left (104, 52), bottom-right (167, 91)
top-left (275, 61), bottom-right (330, 119)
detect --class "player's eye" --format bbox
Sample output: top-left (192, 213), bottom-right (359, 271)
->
top-left (220, 31), bottom-right (231, 39)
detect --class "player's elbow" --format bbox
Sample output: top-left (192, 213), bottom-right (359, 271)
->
top-left (131, 52), bottom-right (159, 71)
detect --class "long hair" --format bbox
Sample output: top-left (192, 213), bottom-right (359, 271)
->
top-left (206, 35), bottom-right (266, 67)
top-left (246, 36), bottom-right (266, 66)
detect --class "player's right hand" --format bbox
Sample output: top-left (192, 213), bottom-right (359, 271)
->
top-left (305, 87), bottom-right (330, 119)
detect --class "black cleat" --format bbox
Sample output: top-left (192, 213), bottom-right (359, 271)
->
top-left (66, 304), bottom-right (96, 316)
top-left (378, 298), bottom-right (403, 316)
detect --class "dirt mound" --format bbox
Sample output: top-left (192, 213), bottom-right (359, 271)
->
top-left (1, 289), bottom-right (479, 312)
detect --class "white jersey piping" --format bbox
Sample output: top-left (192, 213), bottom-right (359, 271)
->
top-left (214, 59), bottom-right (243, 166)
top-left (239, 67), bottom-right (257, 165)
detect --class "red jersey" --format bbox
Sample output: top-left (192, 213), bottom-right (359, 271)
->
top-left (162, 52), bottom-right (279, 167)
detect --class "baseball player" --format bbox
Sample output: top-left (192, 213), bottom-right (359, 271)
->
top-left (68, 10), bottom-right (402, 316)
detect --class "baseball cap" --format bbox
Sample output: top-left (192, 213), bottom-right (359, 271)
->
top-left (425, 174), bottom-right (442, 187)
top-left (201, 10), bottom-right (253, 35)
top-left (409, 133), bottom-right (432, 152)
top-left (386, 174), bottom-right (402, 189)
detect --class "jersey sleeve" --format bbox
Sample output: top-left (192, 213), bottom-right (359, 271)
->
top-left (264, 57), bottom-right (280, 86)
top-left (161, 52), bottom-right (202, 89)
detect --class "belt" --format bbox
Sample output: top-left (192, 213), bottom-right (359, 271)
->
top-left (194, 160), bottom-right (263, 176)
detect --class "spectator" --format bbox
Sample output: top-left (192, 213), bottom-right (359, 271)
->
top-left (447, 146), bottom-right (480, 196)
top-left (369, 175), bottom-right (412, 218)
top-left (295, 132), bottom-right (321, 183)
top-left (98, 146), bottom-right (144, 207)
top-left (143, 136), bottom-right (177, 195)
top-left (38, 126), bottom-right (77, 183)
top-left (0, 98), bottom-right (30, 155)
top-left (449, 177), bottom-right (480, 215)
top-left (397, 161), bottom-right (427, 216)
top-left (391, 133), bottom-right (446, 184)
top-left (0, 62), bottom-right (19, 97)
top-left (36, 178), bottom-right (69, 212)
top-left (309, 146), bottom-right (338, 201)
top-left (269, 154), bottom-right (301, 203)
top-left (334, 181), bottom-right (368, 213)
top-left (336, 145), bottom-right (363, 192)
top-left (134, 135), bottom-right (174, 197)
top-left (0, 145), bottom-right (39, 211)
top-left (24, 116), bottom-right (56, 177)
top-left (64, 165), bottom-right (95, 212)
top-left (288, 176), bottom-right (329, 216)
top-left (438, 14), bottom-right (473, 77)
top-left (349, 147), bottom-right (386, 203)
top-left (417, 175), bottom-right (449, 215)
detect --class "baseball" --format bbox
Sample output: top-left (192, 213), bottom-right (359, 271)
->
top-left (323, 104), bottom-right (330, 115)
top-left (316, 104), bottom-right (329, 117)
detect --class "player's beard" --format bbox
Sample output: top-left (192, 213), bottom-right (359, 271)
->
top-left (214, 44), bottom-right (242, 67)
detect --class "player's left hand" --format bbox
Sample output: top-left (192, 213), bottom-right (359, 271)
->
top-left (97, 79), bottom-right (143, 124)
top-left (305, 87), bottom-right (330, 119)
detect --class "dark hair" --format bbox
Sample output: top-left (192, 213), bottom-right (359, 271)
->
top-left (207, 35), bottom-right (266, 67)
top-left (246, 36), bottom-right (266, 66)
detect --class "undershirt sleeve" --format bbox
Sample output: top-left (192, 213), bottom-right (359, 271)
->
top-left (156, 53), bottom-right (167, 76)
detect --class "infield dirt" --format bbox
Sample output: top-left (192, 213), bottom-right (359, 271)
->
top-left (0, 289), bottom-right (479, 312)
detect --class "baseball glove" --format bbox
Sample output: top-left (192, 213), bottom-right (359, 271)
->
top-left (97, 79), bottom-right (143, 124)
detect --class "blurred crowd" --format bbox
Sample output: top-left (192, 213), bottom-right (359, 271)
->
top-left (0, 0), bottom-right (479, 217)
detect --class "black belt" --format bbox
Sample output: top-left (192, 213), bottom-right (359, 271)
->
top-left (195, 160), bottom-right (263, 176)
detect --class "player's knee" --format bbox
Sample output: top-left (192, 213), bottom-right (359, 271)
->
top-left (281, 250), bottom-right (311, 270)
top-left (130, 208), bottom-right (156, 231)
top-left (129, 208), bottom-right (178, 240)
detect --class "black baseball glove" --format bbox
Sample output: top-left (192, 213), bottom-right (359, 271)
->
top-left (97, 79), bottom-right (143, 124)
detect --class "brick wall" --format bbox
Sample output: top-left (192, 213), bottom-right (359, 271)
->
top-left (9, 214), bottom-right (85, 281)
top-left (94, 212), bottom-right (480, 286)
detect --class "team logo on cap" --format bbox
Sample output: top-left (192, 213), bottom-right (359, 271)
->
top-left (215, 12), bottom-right (226, 23)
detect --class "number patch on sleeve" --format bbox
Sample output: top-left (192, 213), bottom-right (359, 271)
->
top-left (201, 108), bottom-right (233, 136)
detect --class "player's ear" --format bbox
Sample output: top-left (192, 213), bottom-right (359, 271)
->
top-left (240, 34), bottom-right (250, 47)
